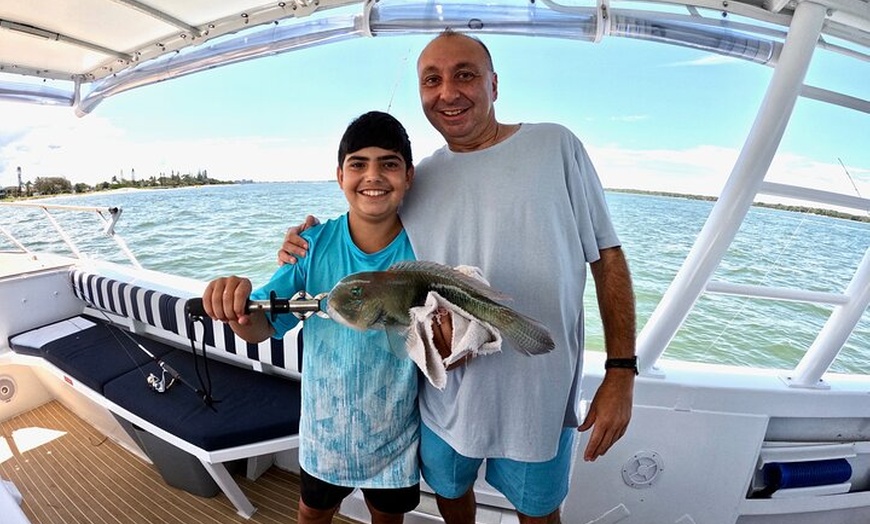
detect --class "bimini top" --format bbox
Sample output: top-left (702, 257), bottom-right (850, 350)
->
top-left (0, 0), bottom-right (868, 115)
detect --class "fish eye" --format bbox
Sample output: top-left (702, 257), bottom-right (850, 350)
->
top-left (350, 286), bottom-right (363, 299)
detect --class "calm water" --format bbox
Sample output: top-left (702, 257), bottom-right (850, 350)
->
top-left (3, 182), bottom-right (869, 374)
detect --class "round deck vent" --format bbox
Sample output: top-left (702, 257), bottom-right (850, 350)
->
top-left (622, 450), bottom-right (664, 489)
top-left (0, 375), bottom-right (17, 403)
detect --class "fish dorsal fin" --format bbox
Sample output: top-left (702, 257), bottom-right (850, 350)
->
top-left (387, 260), bottom-right (511, 303)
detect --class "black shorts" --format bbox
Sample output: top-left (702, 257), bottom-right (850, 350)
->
top-left (300, 468), bottom-right (420, 514)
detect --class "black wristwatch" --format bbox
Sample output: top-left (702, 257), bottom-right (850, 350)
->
top-left (604, 356), bottom-right (639, 375)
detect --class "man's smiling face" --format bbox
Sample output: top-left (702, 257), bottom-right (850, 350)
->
top-left (417, 34), bottom-right (499, 153)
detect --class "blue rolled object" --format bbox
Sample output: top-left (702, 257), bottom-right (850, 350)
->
top-left (763, 458), bottom-right (852, 491)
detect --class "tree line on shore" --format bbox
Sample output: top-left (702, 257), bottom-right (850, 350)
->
top-left (610, 188), bottom-right (870, 223)
top-left (1, 169), bottom-right (229, 199)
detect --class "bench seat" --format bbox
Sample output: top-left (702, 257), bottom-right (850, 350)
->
top-left (10, 316), bottom-right (174, 393)
top-left (103, 346), bottom-right (301, 451)
top-left (9, 313), bottom-right (302, 518)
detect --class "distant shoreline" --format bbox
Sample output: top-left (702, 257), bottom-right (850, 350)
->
top-left (4, 182), bottom-right (867, 223)
top-left (608, 188), bottom-right (870, 223)
top-left (2, 184), bottom-right (205, 202)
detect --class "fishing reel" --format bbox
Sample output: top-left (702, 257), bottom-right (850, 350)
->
top-left (146, 370), bottom-right (176, 393)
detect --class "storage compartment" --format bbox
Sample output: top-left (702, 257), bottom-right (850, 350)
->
top-left (114, 415), bottom-right (240, 498)
top-left (747, 441), bottom-right (870, 499)
top-left (133, 425), bottom-right (222, 497)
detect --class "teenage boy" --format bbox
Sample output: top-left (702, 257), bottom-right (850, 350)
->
top-left (201, 111), bottom-right (419, 524)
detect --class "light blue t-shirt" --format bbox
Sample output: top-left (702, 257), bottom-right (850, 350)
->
top-left (252, 213), bottom-right (419, 488)
top-left (400, 123), bottom-right (620, 462)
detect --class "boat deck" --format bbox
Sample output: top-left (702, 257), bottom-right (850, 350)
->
top-left (0, 253), bottom-right (75, 280)
top-left (0, 401), bottom-right (362, 524)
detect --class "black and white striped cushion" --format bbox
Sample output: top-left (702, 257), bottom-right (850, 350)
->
top-left (70, 269), bottom-right (301, 373)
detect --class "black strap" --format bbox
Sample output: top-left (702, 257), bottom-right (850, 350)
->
top-left (604, 356), bottom-right (639, 375)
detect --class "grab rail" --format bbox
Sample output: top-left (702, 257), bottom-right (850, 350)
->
top-left (758, 182), bottom-right (870, 214)
top-left (789, 249), bottom-right (870, 387)
top-left (635, 1), bottom-right (829, 375)
top-left (635, 1), bottom-right (868, 386)
top-left (0, 201), bottom-right (142, 268)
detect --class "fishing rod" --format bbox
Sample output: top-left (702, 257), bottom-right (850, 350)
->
top-left (85, 290), bottom-right (327, 411)
top-left (125, 328), bottom-right (216, 404)
top-left (91, 307), bottom-right (222, 410)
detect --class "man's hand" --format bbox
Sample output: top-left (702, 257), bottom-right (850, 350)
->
top-left (277, 215), bottom-right (320, 265)
top-left (431, 307), bottom-right (474, 371)
top-left (578, 370), bottom-right (634, 461)
top-left (580, 246), bottom-right (636, 461)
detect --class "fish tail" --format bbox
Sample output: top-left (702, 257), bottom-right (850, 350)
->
top-left (488, 307), bottom-right (555, 356)
top-left (431, 279), bottom-right (555, 356)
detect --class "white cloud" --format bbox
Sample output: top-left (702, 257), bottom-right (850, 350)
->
top-left (591, 144), bottom-right (736, 195)
top-left (667, 55), bottom-right (742, 67)
top-left (0, 103), bottom-right (448, 187)
top-left (608, 115), bottom-right (649, 123)
top-left (0, 102), bottom-right (337, 185)
top-left (2, 102), bottom-right (866, 217)
top-left (117, 136), bottom-right (339, 183)
top-left (591, 144), bottom-right (870, 212)
top-left (0, 102), bottom-right (123, 186)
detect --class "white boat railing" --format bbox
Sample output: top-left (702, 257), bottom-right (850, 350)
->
top-left (635, 1), bottom-right (869, 383)
top-left (0, 201), bottom-right (142, 268)
top-left (759, 182), bottom-right (870, 213)
top-left (704, 183), bottom-right (870, 309)
top-left (789, 248), bottom-right (870, 387)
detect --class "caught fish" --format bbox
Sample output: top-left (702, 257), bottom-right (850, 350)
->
top-left (326, 261), bottom-right (555, 355)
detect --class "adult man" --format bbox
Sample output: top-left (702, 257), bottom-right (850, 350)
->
top-left (281, 31), bottom-right (636, 524)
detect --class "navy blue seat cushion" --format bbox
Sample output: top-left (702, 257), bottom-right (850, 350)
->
top-left (9, 316), bottom-right (174, 393)
top-left (9, 316), bottom-right (92, 356)
top-left (102, 349), bottom-right (302, 451)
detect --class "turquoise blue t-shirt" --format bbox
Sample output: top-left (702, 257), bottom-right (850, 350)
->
top-left (251, 213), bottom-right (419, 488)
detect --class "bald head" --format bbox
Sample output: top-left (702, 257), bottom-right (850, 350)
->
top-left (418, 30), bottom-right (494, 72)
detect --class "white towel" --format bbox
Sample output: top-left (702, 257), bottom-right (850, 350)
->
top-left (405, 266), bottom-right (502, 389)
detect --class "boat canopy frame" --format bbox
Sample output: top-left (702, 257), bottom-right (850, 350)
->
top-left (0, 0), bottom-right (867, 114)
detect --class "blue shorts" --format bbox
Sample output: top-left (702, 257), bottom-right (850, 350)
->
top-left (419, 423), bottom-right (575, 517)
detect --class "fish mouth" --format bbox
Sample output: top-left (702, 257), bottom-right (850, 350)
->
top-left (325, 303), bottom-right (355, 328)
top-left (325, 301), bottom-right (388, 331)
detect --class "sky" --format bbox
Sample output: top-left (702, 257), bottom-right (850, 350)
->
top-left (0, 24), bottom-right (868, 203)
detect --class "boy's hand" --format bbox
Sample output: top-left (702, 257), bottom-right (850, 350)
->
top-left (278, 215), bottom-right (320, 265)
top-left (202, 276), bottom-right (253, 325)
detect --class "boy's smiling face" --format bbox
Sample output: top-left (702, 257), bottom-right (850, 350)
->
top-left (337, 146), bottom-right (413, 225)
